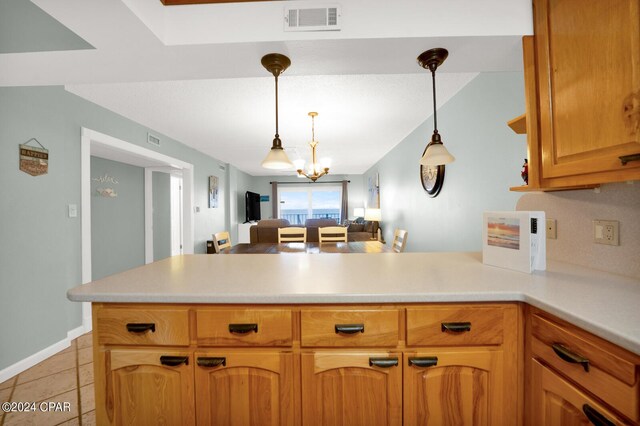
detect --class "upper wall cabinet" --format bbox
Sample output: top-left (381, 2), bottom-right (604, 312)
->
top-left (513, 0), bottom-right (640, 191)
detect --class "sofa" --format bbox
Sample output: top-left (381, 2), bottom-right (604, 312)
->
top-left (249, 218), bottom-right (380, 243)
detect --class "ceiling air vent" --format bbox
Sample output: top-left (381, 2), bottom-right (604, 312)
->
top-left (284, 4), bottom-right (341, 32)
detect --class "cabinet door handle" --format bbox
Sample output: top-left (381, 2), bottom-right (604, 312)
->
top-left (126, 323), bottom-right (155, 333)
top-left (335, 324), bottom-right (365, 334)
top-left (441, 322), bottom-right (471, 333)
top-left (197, 357), bottom-right (226, 368)
top-left (552, 343), bottom-right (589, 372)
top-left (408, 356), bottom-right (438, 368)
top-left (369, 357), bottom-right (398, 368)
top-left (228, 323), bottom-right (258, 334)
top-left (582, 404), bottom-right (615, 426)
top-left (159, 355), bottom-right (188, 366)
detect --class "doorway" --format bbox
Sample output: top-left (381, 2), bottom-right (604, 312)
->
top-left (80, 127), bottom-right (194, 329)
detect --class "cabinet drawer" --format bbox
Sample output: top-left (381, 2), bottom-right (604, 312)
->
top-left (301, 309), bottom-right (399, 347)
top-left (531, 314), bottom-right (640, 421)
top-left (196, 308), bottom-right (292, 346)
top-left (406, 306), bottom-right (504, 346)
top-left (96, 307), bottom-right (190, 346)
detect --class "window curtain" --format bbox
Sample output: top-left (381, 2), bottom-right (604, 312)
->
top-left (271, 181), bottom-right (278, 219)
top-left (340, 180), bottom-right (348, 224)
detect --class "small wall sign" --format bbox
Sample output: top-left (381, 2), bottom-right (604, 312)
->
top-left (19, 138), bottom-right (49, 176)
top-left (260, 195), bottom-right (269, 202)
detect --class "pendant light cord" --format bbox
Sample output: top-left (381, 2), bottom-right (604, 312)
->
top-left (431, 68), bottom-right (438, 132)
top-left (275, 75), bottom-right (279, 138)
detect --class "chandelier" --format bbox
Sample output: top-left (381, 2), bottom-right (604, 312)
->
top-left (294, 112), bottom-right (330, 182)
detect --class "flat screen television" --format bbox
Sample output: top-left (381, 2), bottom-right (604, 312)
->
top-left (245, 191), bottom-right (261, 223)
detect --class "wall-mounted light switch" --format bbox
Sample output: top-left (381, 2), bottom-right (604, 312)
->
top-left (68, 204), bottom-right (78, 218)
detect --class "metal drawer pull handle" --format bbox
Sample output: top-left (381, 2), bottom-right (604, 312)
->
top-left (552, 343), bottom-right (590, 372)
top-left (126, 323), bottom-right (156, 333)
top-left (228, 323), bottom-right (258, 334)
top-left (159, 355), bottom-right (188, 367)
top-left (335, 324), bottom-right (365, 334)
top-left (619, 153), bottom-right (640, 166)
top-left (441, 322), bottom-right (471, 333)
top-left (369, 357), bottom-right (398, 368)
top-left (197, 357), bottom-right (226, 368)
top-left (408, 356), bottom-right (438, 368)
top-left (582, 404), bottom-right (615, 426)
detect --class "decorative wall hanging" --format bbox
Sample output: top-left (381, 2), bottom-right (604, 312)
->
top-left (92, 173), bottom-right (119, 197)
top-left (19, 138), bottom-right (49, 176)
top-left (209, 175), bottom-right (219, 208)
top-left (367, 173), bottom-right (380, 209)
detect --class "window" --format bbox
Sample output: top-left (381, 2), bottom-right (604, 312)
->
top-left (278, 185), bottom-right (342, 225)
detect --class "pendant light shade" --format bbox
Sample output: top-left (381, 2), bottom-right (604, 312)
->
top-left (261, 53), bottom-right (294, 170)
top-left (417, 48), bottom-right (455, 166)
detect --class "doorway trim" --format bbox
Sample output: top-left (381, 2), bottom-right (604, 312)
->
top-left (80, 127), bottom-right (195, 329)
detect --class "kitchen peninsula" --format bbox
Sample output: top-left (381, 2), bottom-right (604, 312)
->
top-left (68, 252), bottom-right (640, 425)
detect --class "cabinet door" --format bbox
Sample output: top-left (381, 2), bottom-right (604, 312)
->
top-left (194, 351), bottom-right (295, 426)
top-left (535, 0), bottom-right (640, 183)
top-left (531, 360), bottom-right (630, 425)
top-left (403, 349), bottom-right (507, 426)
top-left (301, 351), bottom-right (402, 426)
top-left (106, 349), bottom-right (195, 426)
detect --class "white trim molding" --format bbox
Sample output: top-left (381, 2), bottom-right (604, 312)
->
top-left (0, 325), bottom-right (89, 383)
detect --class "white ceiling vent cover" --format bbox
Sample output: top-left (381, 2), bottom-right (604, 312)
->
top-left (284, 4), bottom-right (341, 32)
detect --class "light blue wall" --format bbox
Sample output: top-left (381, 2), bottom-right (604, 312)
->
top-left (363, 72), bottom-right (526, 251)
top-left (153, 171), bottom-right (171, 261)
top-left (0, 0), bottom-right (93, 54)
top-left (0, 86), bottom-right (229, 371)
top-left (91, 157), bottom-right (145, 280)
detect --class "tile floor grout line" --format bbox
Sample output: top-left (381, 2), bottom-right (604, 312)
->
top-left (12, 365), bottom-right (78, 387)
top-left (1, 378), bottom-right (16, 426)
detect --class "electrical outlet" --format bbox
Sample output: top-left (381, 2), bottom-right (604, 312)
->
top-left (546, 219), bottom-right (557, 239)
top-left (593, 220), bottom-right (619, 246)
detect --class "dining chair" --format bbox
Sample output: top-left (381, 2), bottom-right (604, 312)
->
top-left (212, 231), bottom-right (232, 253)
top-left (391, 229), bottom-right (408, 253)
top-left (278, 227), bottom-right (307, 243)
top-left (318, 226), bottom-right (348, 243)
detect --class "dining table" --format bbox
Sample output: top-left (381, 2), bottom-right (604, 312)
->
top-left (219, 241), bottom-right (395, 254)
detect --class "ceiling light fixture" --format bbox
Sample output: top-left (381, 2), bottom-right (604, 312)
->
top-left (418, 48), bottom-right (455, 166)
top-left (294, 112), bottom-right (330, 182)
top-left (261, 53), bottom-right (294, 170)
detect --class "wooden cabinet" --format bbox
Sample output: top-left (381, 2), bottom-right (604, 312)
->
top-left (510, 1), bottom-right (640, 191)
top-left (104, 349), bottom-right (195, 425)
top-left (194, 351), bottom-right (295, 425)
top-left (301, 351), bottom-right (402, 425)
top-left (92, 302), bottom-right (522, 425)
top-left (403, 349), bottom-right (504, 425)
top-left (526, 307), bottom-right (640, 425)
top-left (531, 360), bottom-right (630, 426)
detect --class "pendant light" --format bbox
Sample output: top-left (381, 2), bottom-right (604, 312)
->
top-left (418, 48), bottom-right (455, 166)
top-left (295, 112), bottom-right (330, 182)
top-left (261, 53), bottom-right (294, 170)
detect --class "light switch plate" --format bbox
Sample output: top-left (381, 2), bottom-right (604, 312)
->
top-left (68, 204), bottom-right (77, 218)
top-left (593, 220), bottom-right (619, 246)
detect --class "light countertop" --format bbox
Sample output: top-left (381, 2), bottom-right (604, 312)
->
top-left (67, 252), bottom-right (640, 355)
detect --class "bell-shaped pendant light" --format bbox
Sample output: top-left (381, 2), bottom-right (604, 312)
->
top-left (261, 53), bottom-right (294, 170)
top-left (418, 48), bottom-right (456, 166)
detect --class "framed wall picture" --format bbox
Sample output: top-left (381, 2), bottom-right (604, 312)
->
top-left (482, 211), bottom-right (546, 273)
top-left (209, 175), bottom-right (219, 208)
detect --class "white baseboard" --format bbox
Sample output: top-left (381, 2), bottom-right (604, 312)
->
top-left (0, 324), bottom-right (91, 384)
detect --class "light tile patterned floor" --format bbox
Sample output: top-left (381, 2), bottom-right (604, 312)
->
top-left (0, 333), bottom-right (95, 426)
